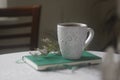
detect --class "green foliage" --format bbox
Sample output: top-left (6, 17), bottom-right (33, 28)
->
top-left (40, 38), bottom-right (60, 54)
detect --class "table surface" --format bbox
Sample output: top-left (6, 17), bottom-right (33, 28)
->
top-left (0, 51), bottom-right (119, 80)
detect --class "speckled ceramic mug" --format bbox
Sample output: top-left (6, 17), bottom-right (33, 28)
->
top-left (57, 23), bottom-right (94, 59)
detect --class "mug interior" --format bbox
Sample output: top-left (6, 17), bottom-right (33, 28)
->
top-left (58, 23), bottom-right (87, 27)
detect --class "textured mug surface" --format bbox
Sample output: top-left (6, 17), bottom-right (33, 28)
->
top-left (57, 23), bottom-right (94, 59)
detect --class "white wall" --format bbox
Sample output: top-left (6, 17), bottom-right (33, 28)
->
top-left (7, 0), bottom-right (116, 51)
top-left (0, 0), bottom-right (7, 8)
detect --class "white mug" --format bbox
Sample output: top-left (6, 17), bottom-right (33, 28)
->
top-left (57, 23), bottom-right (94, 59)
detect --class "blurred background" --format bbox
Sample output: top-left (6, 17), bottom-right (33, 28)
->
top-left (0, 0), bottom-right (119, 52)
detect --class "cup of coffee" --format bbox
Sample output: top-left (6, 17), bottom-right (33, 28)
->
top-left (57, 22), bottom-right (94, 59)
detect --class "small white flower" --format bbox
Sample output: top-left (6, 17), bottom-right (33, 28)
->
top-left (37, 48), bottom-right (48, 55)
top-left (39, 49), bottom-right (48, 55)
top-left (42, 38), bottom-right (50, 42)
top-left (29, 50), bottom-right (42, 56)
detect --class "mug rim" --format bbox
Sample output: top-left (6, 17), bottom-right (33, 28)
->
top-left (58, 22), bottom-right (87, 27)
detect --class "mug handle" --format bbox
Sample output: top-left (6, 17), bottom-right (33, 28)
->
top-left (85, 28), bottom-right (94, 48)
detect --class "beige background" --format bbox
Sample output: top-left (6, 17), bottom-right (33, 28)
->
top-left (0, 0), bottom-right (118, 52)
